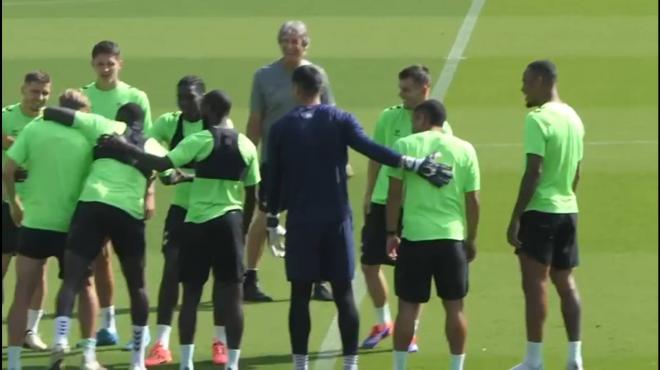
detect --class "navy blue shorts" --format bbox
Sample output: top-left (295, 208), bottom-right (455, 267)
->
top-left (285, 218), bottom-right (355, 282)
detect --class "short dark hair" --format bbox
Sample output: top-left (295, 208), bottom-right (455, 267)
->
top-left (414, 99), bottom-right (447, 127)
top-left (203, 90), bottom-right (232, 118)
top-left (177, 75), bottom-right (206, 93)
top-left (292, 65), bottom-right (324, 97)
top-left (398, 64), bottom-right (431, 86)
top-left (116, 103), bottom-right (145, 126)
top-left (92, 40), bottom-right (121, 59)
top-left (24, 70), bottom-right (50, 85)
top-left (526, 60), bottom-right (557, 83)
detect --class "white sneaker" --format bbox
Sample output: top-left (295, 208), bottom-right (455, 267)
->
top-left (49, 343), bottom-right (70, 370)
top-left (510, 364), bottom-right (543, 370)
top-left (80, 357), bottom-right (107, 370)
top-left (24, 330), bottom-right (48, 351)
top-left (566, 363), bottom-right (583, 370)
top-left (129, 366), bottom-right (146, 370)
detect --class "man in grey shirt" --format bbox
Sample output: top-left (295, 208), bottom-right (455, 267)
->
top-left (244, 20), bottom-right (335, 302)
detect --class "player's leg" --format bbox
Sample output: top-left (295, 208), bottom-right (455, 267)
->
top-left (511, 211), bottom-right (556, 370)
top-left (289, 280), bottom-right (313, 369)
top-left (244, 163), bottom-right (272, 302)
top-left (109, 205), bottom-right (149, 370)
top-left (2, 201), bottom-right (19, 303)
top-left (435, 240), bottom-right (470, 370)
top-left (77, 274), bottom-right (104, 370)
top-left (24, 267), bottom-right (48, 350)
top-left (211, 280), bottom-right (228, 366)
top-left (146, 206), bottom-right (186, 366)
top-left (549, 213), bottom-right (582, 370)
top-left (6, 254), bottom-right (47, 369)
top-left (94, 242), bottom-right (118, 346)
top-left (392, 239), bottom-right (432, 370)
top-left (330, 279), bottom-right (360, 370)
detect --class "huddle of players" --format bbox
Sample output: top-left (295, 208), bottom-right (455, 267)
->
top-left (1, 20), bottom-right (585, 370)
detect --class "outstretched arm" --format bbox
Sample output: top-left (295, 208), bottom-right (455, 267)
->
top-left (97, 134), bottom-right (175, 173)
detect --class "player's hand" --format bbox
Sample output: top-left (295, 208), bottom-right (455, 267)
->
top-left (386, 235), bottom-right (400, 260)
top-left (464, 240), bottom-right (477, 262)
top-left (14, 167), bottom-right (28, 183)
top-left (346, 163), bottom-right (355, 179)
top-left (507, 218), bottom-right (522, 249)
top-left (9, 201), bottom-right (23, 227)
top-left (266, 213), bottom-right (286, 258)
top-left (401, 153), bottom-right (454, 188)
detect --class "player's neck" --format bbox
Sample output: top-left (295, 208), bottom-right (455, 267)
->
top-left (300, 96), bottom-right (321, 106)
top-left (95, 78), bottom-right (119, 91)
top-left (281, 58), bottom-right (304, 71)
top-left (19, 102), bottom-right (40, 118)
top-left (538, 89), bottom-right (561, 106)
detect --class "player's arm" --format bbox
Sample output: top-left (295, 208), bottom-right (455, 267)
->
top-left (96, 134), bottom-right (175, 172)
top-left (363, 113), bottom-right (387, 212)
top-left (464, 191), bottom-right (480, 262)
top-left (572, 161), bottom-right (581, 192)
top-left (246, 112), bottom-right (263, 147)
top-left (247, 71), bottom-right (265, 147)
top-left (385, 176), bottom-right (404, 259)
top-left (2, 158), bottom-right (23, 226)
top-left (243, 185), bottom-right (256, 236)
top-left (265, 124), bottom-right (283, 217)
top-left (507, 154), bottom-right (543, 247)
top-left (2, 134), bottom-right (15, 150)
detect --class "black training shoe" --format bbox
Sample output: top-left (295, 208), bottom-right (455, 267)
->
top-left (312, 282), bottom-right (334, 301)
top-left (243, 279), bottom-right (273, 302)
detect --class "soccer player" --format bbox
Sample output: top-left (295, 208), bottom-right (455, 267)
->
top-left (265, 65), bottom-right (453, 370)
top-left (3, 90), bottom-right (103, 370)
top-left (2, 71), bottom-right (51, 351)
top-left (360, 65), bottom-right (454, 352)
top-left (506, 60), bottom-right (584, 370)
top-left (386, 99), bottom-right (479, 370)
top-left (97, 90), bottom-right (259, 370)
top-left (244, 20), bottom-right (335, 302)
top-left (145, 76), bottom-right (230, 366)
top-left (43, 102), bottom-right (164, 370)
top-left (82, 39), bottom-right (154, 346)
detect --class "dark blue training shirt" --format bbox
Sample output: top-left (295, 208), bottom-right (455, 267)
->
top-left (266, 104), bottom-right (402, 224)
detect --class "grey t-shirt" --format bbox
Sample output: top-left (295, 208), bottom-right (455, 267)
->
top-left (250, 59), bottom-right (334, 163)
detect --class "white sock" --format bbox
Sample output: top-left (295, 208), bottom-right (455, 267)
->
top-left (450, 354), bottom-right (465, 370)
top-left (81, 338), bottom-right (97, 363)
top-left (393, 350), bottom-right (408, 370)
top-left (343, 355), bottom-right (358, 370)
top-left (54, 316), bottom-right (70, 346)
top-left (180, 344), bottom-right (195, 370)
top-left (131, 326), bottom-right (148, 368)
top-left (156, 325), bottom-right (172, 350)
top-left (413, 319), bottom-right (420, 334)
top-left (525, 341), bottom-right (543, 367)
top-left (376, 304), bottom-right (392, 325)
top-left (227, 349), bottom-right (240, 369)
top-left (26, 309), bottom-right (43, 333)
top-left (215, 326), bottom-right (227, 344)
top-left (8, 346), bottom-right (22, 369)
top-left (568, 341), bottom-right (582, 365)
top-left (293, 354), bottom-right (309, 370)
top-left (101, 306), bottom-right (117, 331)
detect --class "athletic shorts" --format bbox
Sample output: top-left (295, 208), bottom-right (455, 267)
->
top-left (360, 203), bottom-right (401, 266)
top-left (180, 210), bottom-right (245, 285)
top-left (517, 211), bottom-right (579, 270)
top-left (285, 218), bottom-right (355, 282)
top-left (17, 227), bottom-right (66, 278)
top-left (162, 205), bottom-right (187, 253)
top-left (2, 202), bottom-right (19, 255)
top-left (394, 239), bottom-right (468, 303)
top-left (67, 201), bottom-right (146, 262)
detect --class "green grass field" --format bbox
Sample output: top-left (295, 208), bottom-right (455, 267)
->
top-left (2, 0), bottom-right (658, 369)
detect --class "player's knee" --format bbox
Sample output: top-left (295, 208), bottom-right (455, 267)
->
top-left (550, 272), bottom-right (578, 298)
top-left (361, 263), bottom-right (380, 277)
top-left (522, 277), bottom-right (547, 296)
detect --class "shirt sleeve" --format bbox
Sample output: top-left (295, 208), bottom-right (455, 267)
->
top-left (73, 112), bottom-right (125, 144)
top-left (144, 138), bottom-right (169, 157)
top-left (240, 136), bottom-right (261, 187)
top-left (167, 134), bottom-right (205, 168)
top-left (523, 114), bottom-right (546, 157)
top-left (387, 139), bottom-right (405, 180)
top-left (6, 125), bottom-right (29, 166)
top-left (463, 143), bottom-right (480, 192)
top-left (149, 113), bottom-right (172, 145)
top-left (341, 111), bottom-right (401, 167)
top-left (249, 70), bottom-right (265, 114)
top-left (136, 91), bottom-right (153, 133)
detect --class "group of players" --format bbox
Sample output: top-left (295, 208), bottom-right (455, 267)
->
top-left (2, 20), bottom-right (586, 370)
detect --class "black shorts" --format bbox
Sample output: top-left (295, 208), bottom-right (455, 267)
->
top-left (394, 239), bottom-right (468, 303)
top-left (17, 227), bottom-right (66, 278)
top-left (517, 211), bottom-right (579, 270)
top-left (257, 163), bottom-right (269, 212)
top-left (2, 202), bottom-right (19, 255)
top-left (67, 201), bottom-right (146, 262)
top-left (162, 205), bottom-right (187, 253)
top-left (285, 218), bottom-right (355, 282)
top-left (360, 203), bottom-right (401, 266)
top-left (180, 210), bottom-right (245, 285)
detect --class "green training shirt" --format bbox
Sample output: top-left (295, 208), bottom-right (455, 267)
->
top-left (370, 104), bottom-right (454, 205)
top-left (388, 130), bottom-right (479, 241)
top-left (6, 119), bottom-right (92, 232)
top-left (524, 102), bottom-right (584, 214)
top-left (82, 80), bottom-right (153, 132)
top-left (2, 103), bottom-right (39, 201)
top-left (168, 130), bottom-right (260, 224)
top-left (149, 111), bottom-right (203, 209)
